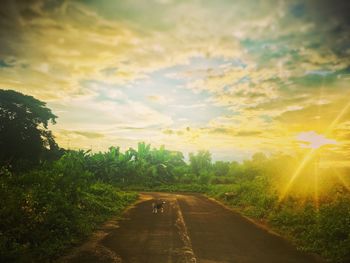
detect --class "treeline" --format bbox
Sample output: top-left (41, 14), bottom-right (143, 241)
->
top-left (3, 143), bottom-right (349, 262)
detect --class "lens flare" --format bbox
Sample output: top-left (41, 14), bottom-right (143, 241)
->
top-left (279, 131), bottom-right (336, 202)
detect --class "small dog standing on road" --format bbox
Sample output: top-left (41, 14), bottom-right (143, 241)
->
top-left (152, 200), bottom-right (166, 213)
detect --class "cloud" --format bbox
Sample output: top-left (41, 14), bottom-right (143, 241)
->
top-left (147, 95), bottom-right (171, 105)
top-left (1, 0), bottom-right (350, 163)
top-left (236, 130), bottom-right (262, 137)
top-left (58, 130), bottom-right (105, 139)
top-left (50, 97), bottom-right (173, 130)
top-left (297, 131), bottom-right (336, 149)
top-left (171, 103), bottom-right (207, 109)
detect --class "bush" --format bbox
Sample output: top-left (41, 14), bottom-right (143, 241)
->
top-left (0, 164), bottom-right (137, 262)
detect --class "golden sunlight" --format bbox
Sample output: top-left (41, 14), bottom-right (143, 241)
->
top-left (278, 132), bottom-right (337, 202)
top-left (1, 1), bottom-right (350, 261)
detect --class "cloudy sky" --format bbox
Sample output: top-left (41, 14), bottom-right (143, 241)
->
top-left (0, 0), bottom-right (350, 163)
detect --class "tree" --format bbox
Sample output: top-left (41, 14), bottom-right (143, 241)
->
top-left (189, 150), bottom-right (212, 176)
top-left (213, 161), bottom-right (230, 177)
top-left (252, 152), bottom-right (267, 163)
top-left (0, 89), bottom-right (58, 167)
top-left (228, 161), bottom-right (241, 176)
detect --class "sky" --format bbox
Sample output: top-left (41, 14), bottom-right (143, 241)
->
top-left (0, 0), bottom-right (350, 163)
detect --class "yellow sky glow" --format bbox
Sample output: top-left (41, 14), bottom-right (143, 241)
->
top-left (0, 0), bottom-right (349, 164)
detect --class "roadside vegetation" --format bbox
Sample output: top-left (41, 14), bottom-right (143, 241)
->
top-left (205, 163), bottom-right (350, 263)
top-left (1, 90), bottom-right (349, 262)
top-left (0, 165), bottom-right (136, 262)
top-left (0, 90), bottom-right (137, 262)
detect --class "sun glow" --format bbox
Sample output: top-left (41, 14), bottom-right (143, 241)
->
top-left (297, 131), bottom-right (337, 149)
top-left (278, 132), bottom-right (337, 202)
top-left (279, 99), bottom-right (350, 204)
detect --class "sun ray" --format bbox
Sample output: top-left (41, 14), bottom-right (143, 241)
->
top-left (325, 100), bottom-right (350, 135)
top-left (313, 154), bottom-right (320, 211)
top-left (316, 75), bottom-right (325, 131)
top-left (332, 167), bottom-right (350, 192)
top-left (278, 148), bottom-right (316, 202)
top-left (279, 96), bottom-right (350, 203)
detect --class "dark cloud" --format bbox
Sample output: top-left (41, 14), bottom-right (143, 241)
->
top-left (236, 131), bottom-right (262, 137)
top-left (302, 0), bottom-right (350, 56)
top-left (208, 128), bottom-right (262, 137)
top-left (77, 0), bottom-right (176, 31)
top-left (209, 128), bottom-right (230, 134)
top-left (290, 3), bottom-right (305, 18)
top-left (0, 0), bottom-right (66, 58)
top-left (60, 130), bottom-right (105, 139)
top-left (310, 0), bottom-right (350, 25)
top-left (42, 0), bottom-right (66, 12)
top-left (0, 60), bottom-right (13, 68)
top-left (290, 72), bottom-right (338, 87)
top-left (287, 67), bottom-right (350, 89)
top-left (162, 129), bottom-right (174, 135)
top-left (73, 131), bottom-right (104, 139)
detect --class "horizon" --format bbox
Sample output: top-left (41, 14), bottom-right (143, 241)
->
top-left (1, 0), bottom-right (350, 164)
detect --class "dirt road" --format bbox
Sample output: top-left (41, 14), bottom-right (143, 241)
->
top-left (59, 193), bottom-right (322, 263)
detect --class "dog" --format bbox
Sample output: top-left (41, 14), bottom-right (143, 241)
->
top-left (152, 200), bottom-right (166, 213)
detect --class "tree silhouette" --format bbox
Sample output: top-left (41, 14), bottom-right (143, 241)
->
top-left (0, 89), bottom-right (59, 168)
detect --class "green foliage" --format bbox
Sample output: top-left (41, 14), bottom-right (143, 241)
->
top-left (212, 161), bottom-right (230, 177)
top-left (0, 158), bottom-right (137, 262)
top-left (0, 89), bottom-right (63, 168)
top-left (266, 192), bottom-right (350, 263)
top-left (189, 150), bottom-right (212, 176)
top-left (80, 142), bottom-right (188, 187)
top-left (53, 145), bottom-right (350, 262)
top-left (2, 138), bottom-right (350, 263)
top-left (143, 183), bottom-right (211, 193)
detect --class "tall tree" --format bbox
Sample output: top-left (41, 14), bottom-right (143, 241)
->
top-left (189, 150), bottom-right (212, 176)
top-left (0, 89), bottom-right (58, 167)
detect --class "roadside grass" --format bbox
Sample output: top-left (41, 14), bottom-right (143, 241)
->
top-left (0, 168), bottom-right (137, 262)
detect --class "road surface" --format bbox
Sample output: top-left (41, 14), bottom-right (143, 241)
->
top-left (59, 192), bottom-right (322, 263)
